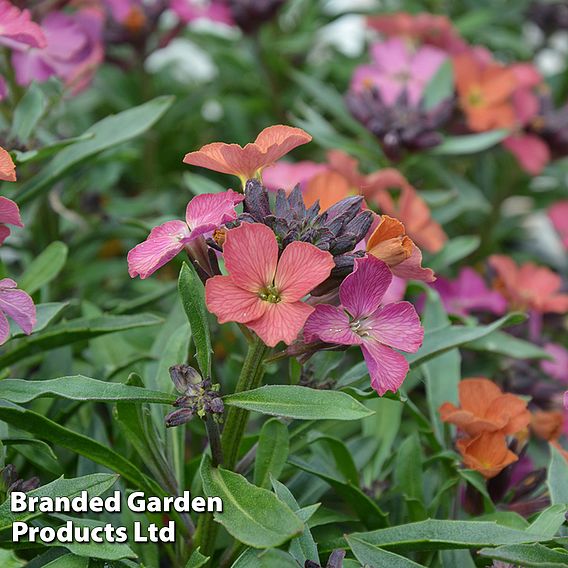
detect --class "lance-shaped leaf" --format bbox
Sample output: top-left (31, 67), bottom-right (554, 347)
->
top-left (479, 543), bottom-right (568, 567)
top-left (254, 419), bottom-right (289, 489)
top-left (19, 241), bottom-right (68, 295)
top-left (346, 535), bottom-right (426, 567)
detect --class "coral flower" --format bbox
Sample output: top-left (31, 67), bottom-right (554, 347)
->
top-left (183, 126), bottom-right (312, 185)
top-left (531, 411), bottom-right (564, 441)
top-left (128, 190), bottom-right (244, 279)
top-left (304, 255), bottom-right (424, 395)
top-left (0, 278), bottom-right (36, 345)
top-left (439, 378), bottom-right (531, 437)
top-left (366, 215), bottom-right (435, 282)
top-left (489, 255), bottom-right (568, 314)
top-left (549, 201), bottom-right (568, 248)
top-left (454, 53), bottom-right (517, 132)
top-left (0, 0), bottom-right (46, 49)
top-left (205, 223), bottom-right (334, 347)
top-left (456, 432), bottom-right (518, 479)
top-left (0, 146), bottom-right (16, 182)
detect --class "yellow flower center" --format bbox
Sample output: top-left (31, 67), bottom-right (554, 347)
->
top-left (259, 285), bottom-right (281, 304)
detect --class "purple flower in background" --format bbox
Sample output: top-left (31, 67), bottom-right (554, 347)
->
top-left (304, 255), bottom-right (424, 395)
top-left (542, 343), bottom-right (568, 383)
top-left (170, 0), bottom-right (234, 25)
top-left (0, 0), bottom-right (46, 49)
top-left (0, 197), bottom-right (23, 245)
top-left (351, 38), bottom-right (446, 106)
top-left (430, 267), bottom-right (507, 318)
top-left (0, 279), bottom-right (36, 345)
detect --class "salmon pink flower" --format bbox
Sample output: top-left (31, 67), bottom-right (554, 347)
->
top-left (0, 278), bottom-right (36, 345)
top-left (128, 190), bottom-right (244, 279)
top-left (549, 201), bottom-right (568, 248)
top-left (304, 255), bottom-right (424, 395)
top-left (0, 146), bottom-right (16, 182)
top-left (489, 255), bottom-right (568, 314)
top-left (263, 161), bottom-right (327, 193)
top-left (0, 0), bottom-right (46, 49)
top-left (183, 125), bottom-right (312, 185)
top-left (439, 378), bottom-right (531, 437)
top-left (205, 223), bottom-right (334, 347)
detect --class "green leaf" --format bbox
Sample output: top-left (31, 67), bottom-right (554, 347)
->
top-left (310, 435), bottom-right (359, 486)
top-left (41, 554), bottom-right (88, 568)
top-left (15, 96), bottom-right (174, 205)
top-left (12, 133), bottom-right (94, 164)
top-left (231, 548), bottom-right (299, 567)
top-left (19, 241), bottom-right (68, 295)
top-left (431, 129), bottom-right (509, 155)
top-left (466, 331), bottom-right (552, 359)
top-left (349, 520), bottom-right (552, 552)
top-left (200, 455), bottom-right (303, 548)
top-left (9, 302), bottom-right (67, 338)
top-left (0, 473), bottom-right (118, 531)
top-left (183, 172), bottom-right (225, 195)
top-left (185, 547), bottom-right (210, 568)
top-left (2, 436), bottom-right (62, 475)
top-left (428, 236), bottom-right (480, 272)
top-left (254, 419), bottom-right (289, 489)
top-left (479, 543), bottom-right (568, 567)
top-left (423, 60), bottom-right (454, 111)
top-left (395, 432), bottom-right (426, 521)
top-left (178, 263), bottom-right (212, 377)
top-left (0, 313), bottom-right (162, 368)
top-left (529, 505), bottom-right (568, 537)
top-left (223, 386), bottom-right (374, 421)
top-left (10, 83), bottom-right (47, 143)
top-left (408, 313), bottom-right (525, 367)
top-left (547, 443), bottom-right (568, 505)
top-left (271, 477), bottom-right (319, 565)
top-left (346, 535), bottom-right (426, 567)
top-left (0, 376), bottom-right (175, 404)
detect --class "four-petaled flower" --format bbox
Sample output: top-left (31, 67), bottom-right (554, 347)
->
top-left (205, 222), bottom-right (334, 347)
top-left (304, 255), bottom-right (424, 395)
top-left (0, 279), bottom-right (36, 345)
top-left (183, 125), bottom-right (312, 185)
top-left (128, 190), bottom-right (244, 279)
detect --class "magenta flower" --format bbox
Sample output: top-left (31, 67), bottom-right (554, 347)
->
top-left (304, 256), bottom-right (424, 395)
top-left (542, 343), bottom-right (568, 383)
top-left (128, 190), bottom-right (244, 279)
top-left (0, 0), bottom-right (46, 49)
top-left (549, 201), bottom-right (568, 249)
top-left (351, 38), bottom-right (446, 106)
top-left (430, 267), bottom-right (507, 318)
top-left (0, 197), bottom-right (23, 246)
top-left (0, 278), bottom-right (36, 345)
top-left (170, 0), bottom-right (234, 25)
top-left (205, 223), bottom-right (334, 347)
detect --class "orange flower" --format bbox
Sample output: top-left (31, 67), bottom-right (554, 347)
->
top-left (454, 53), bottom-right (517, 132)
top-left (456, 432), bottom-right (518, 479)
top-left (489, 255), bottom-right (568, 314)
top-left (439, 378), bottom-right (531, 437)
top-left (365, 168), bottom-right (447, 253)
top-left (183, 125), bottom-right (312, 185)
top-left (0, 147), bottom-right (16, 182)
top-left (303, 170), bottom-right (352, 211)
top-left (531, 411), bottom-right (564, 441)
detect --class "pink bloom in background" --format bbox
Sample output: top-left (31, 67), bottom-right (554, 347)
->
top-left (304, 256), bottom-right (424, 395)
top-left (0, 278), bottom-right (36, 345)
top-left (206, 223), bottom-right (334, 347)
top-left (351, 38), bottom-right (447, 106)
top-left (0, 197), bottom-right (23, 245)
top-left (549, 201), bottom-right (568, 248)
top-left (170, 0), bottom-right (234, 25)
top-left (128, 190), bottom-right (244, 279)
top-left (263, 161), bottom-right (327, 193)
top-left (503, 135), bottom-right (550, 176)
top-left (431, 267), bottom-right (507, 317)
top-left (0, 0), bottom-right (46, 49)
top-left (11, 8), bottom-right (104, 94)
top-left (542, 343), bottom-right (568, 383)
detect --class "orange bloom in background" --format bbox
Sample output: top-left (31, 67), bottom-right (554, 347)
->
top-left (457, 432), bottom-right (518, 479)
top-left (183, 125), bottom-right (312, 185)
top-left (489, 255), bottom-right (568, 314)
top-left (0, 147), bottom-right (16, 182)
top-left (365, 168), bottom-right (447, 253)
top-left (440, 378), bottom-right (531, 437)
top-left (531, 411), bottom-right (565, 441)
top-left (454, 53), bottom-right (518, 132)
top-left (303, 170), bottom-right (352, 211)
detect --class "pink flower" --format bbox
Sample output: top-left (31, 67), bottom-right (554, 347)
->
top-left (205, 223), bottom-right (334, 347)
top-left (542, 343), bottom-right (568, 383)
top-left (304, 256), bottom-right (424, 395)
top-left (0, 278), bottom-right (36, 345)
top-left (0, 0), bottom-right (46, 49)
top-left (128, 190), bottom-right (244, 279)
top-left (262, 161), bottom-right (327, 193)
top-left (170, 0), bottom-right (234, 25)
top-left (351, 38), bottom-right (447, 106)
top-left (549, 201), bottom-right (568, 248)
top-left (0, 146), bottom-right (16, 182)
top-left (431, 267), bottom-right (507, 318)
top-left (0, 197), bottom-right (23, 245)
top-left (503, 134), bottom-right (550, 175)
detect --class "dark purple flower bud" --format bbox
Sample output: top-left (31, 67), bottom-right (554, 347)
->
top-left (2, 465), bottom-right (17, 488)
top-left (244, 179), bottom-right (271, 221)
top-left (169, 364), bottom-right (201, 394)
top-left (207, 397), bottom-right (225, 414)
top-left (528, 1), bottom-right (568, 33)
top-left (327, 549), bottom-right (346, 568)
top-left (19, 477), bottom-right (40, 493)
top-left (344, 210), bottom-right (373, 243)
top-left (228, 0), bottom-right (287, 34)
top-left (165, 408), bottom-right (194, 428)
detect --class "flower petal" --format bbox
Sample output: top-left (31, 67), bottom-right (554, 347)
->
top-left (367, 301), bottom-right (424, 353)
top-left (362, 341), bottom-right (410, 396)
top-left (390, 243), bottom-right (435, 282)
top-left (303, 304), bottom-right (362, 345)
top-left (254, 125), bottom-right (312, 161)
top-left (0, 1), bottom-right (47, 49)
top-left (0, 147), bottom-right (16, 182)
top-left (205, 275), bottom-right (266, 324)
top-left (276, 242), bottom-right (334, 302)
top-left (183, 142), bottom-right (243, 176)
top-left (246, 301), bottom-right (314, 347)
top-left (223, 223), bottom-right (278, 292)
top-left (303, 170), bottom-right (352, 211)
top-left (0, 196), bottom-right (23, 227)
top-left (127, 220), bottom-right (189, 279)
top-left (339, 255), bottom-right (392, 319)
top-left (0, 310), bottom-right (9, 345)
top-left (0, 281), bottom-right (36, 336)
top-left (185, 190), bottom-right (244, 236)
